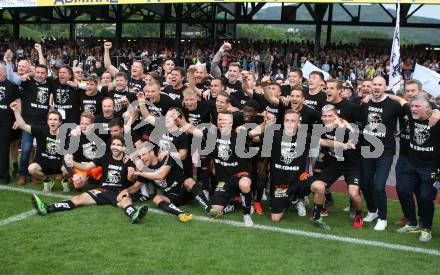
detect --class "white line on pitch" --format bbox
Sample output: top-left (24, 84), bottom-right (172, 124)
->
top-left (0, 210), bottom-right (36, 226)
top-left (1, 184), bottom-right (439, 257)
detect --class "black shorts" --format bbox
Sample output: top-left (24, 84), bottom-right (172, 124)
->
top-left (270, 182), bottom-right (309, 214)
top-left (34, 161), bottom-right (62, 175)
top-left (211, 172), bottom-right (250, 207)
top-left (11, 129), bottom-right (21, 141)
top-left (86, 188), bottom-right (119, 206)
top-left (317, 162), bottom-right (360, 187)
top-left (165, 187), bottom-right (194, 206)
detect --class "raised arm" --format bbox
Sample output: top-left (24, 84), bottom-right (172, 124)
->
top-left (10, 100), bottom-right (31, 133)
top-left (210, 42), bottom-right (231, 78)
top-left (34, 43), bottom-right (46, 65)
top-left (103, 42), bottom-right (119, 77)
top-left (4, 50), bottom-right (22, 85)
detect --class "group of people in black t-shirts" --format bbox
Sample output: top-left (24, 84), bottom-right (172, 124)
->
top-left (0, 42), bottom-right (439, 241)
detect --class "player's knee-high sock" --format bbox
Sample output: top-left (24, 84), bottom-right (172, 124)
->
top-left (46, 200), bottom-right (76, 213)
top-left (190, 183), bottom-right (210, 212)
top-left (124, 205), bottom-right (136, 218)
top-left (158, 201), bottom-right (184, 216)
top-left (240, 192), bottom-right (252, 215)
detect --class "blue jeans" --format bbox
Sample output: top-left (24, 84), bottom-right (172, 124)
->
top-left (399, 160), bottom-right (437, 230)
top-left (360, 154), bottom-right (394, 220)
top-left (19, 131), bottom-right (33, 177)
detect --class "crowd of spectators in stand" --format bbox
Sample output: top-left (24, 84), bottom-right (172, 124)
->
top-left (2, 37), bottom-right (440, 93)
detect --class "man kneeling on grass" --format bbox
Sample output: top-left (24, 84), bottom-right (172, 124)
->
top-left (119, 143), bottom-right (211, 222)
top-left (10, 100), bottom-right (67, 192)
top-left (31, 136), bottom-right (148, 224)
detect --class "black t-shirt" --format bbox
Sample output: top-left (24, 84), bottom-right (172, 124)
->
top-left (205, 129), bottom-right (249, 181)
top-left (270, 130), bottom-right (308, 185)
top-left (183, 101), bottom-right (215, 126)
top-left (101, 86), bottom-right (137, 116)
top-left (137, 94), bottom-right (181, 139)
top-left (92, 153), bottom-right (135, 192)
top-left (0, 80), bottom-right (19, 126)
top-left (128, 78), bottom-right (145, 95)
top-left (399, 104), bottom-right (411, 156)
top-left (51, 80), bottom-right (81, 123)
top-left (360, 97), bottom-right (402, 156)
top-left (73, 133), bottom-right (100, 163)
top-left (150, 129), bottom-right (188, 155)
top-left (298, 104), bottom-right (321, 125)
top-left (163, 85), bottom-right (185, 101)
top-left (79, 91), bottom-right (103, 116)
top-left (137, 157), bottom-right (185, 192)
top-left (223, 79), bottom-right (247, 108)
top-left (94, 114), bottom-right (121, 144)
top-left (329, 99), bottom-right (361, 123)
top-left (408, 118), bottom-right (440, 166)
top-left (304, 90), bottom-right (326, 111)
top-left (20, 78), bottom-right (52, 125)
top-left (31, 126), bottom-right (62, 164)
top-left (320, 127), bottom-right (360, 167)
top-left (253, 93), bottom-right (284, 124)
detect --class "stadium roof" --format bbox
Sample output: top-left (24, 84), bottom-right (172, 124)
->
top-left (0, 0), bottom-right (438, 8)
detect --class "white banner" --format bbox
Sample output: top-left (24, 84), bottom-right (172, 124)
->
top-left (388, 2), bottom-right (401, 93)
top-left (0, 0), bottom-right (36, 7)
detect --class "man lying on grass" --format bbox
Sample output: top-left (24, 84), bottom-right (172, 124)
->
top-left (31, 136), bottom-right (148, 224)
top-left (118, 142), bottom-right (211, 222)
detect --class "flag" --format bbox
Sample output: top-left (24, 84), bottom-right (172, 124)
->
top-left (389, 1), bottom-right (401, 94)
top-left (413, 64), bottom-right (440, 97)
top-left (301, 61), bottom-right (331, 81)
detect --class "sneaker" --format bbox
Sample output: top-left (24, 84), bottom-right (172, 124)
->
top-left (312, 217), bottom-right (332, 230)
top-left (397, 224), bottom-right (420, 233)
top-left (352, 214), bottom-right (363, 229)
top-left (295, 199), bottom-right (307, 217)
top-left (253, 201), bottom-right (264, 215)
top-left (31, 194), bottom-right (47, 216)
top-left (343, 206), bottom-right (350, 212)
top-left (320, 209), bottom-right (329, 217)
top-left (61, 179), bottom-right (70, 193)
top-left (364, 211), bottom-right (378, 222)
top-left (208, 208), bottom-right (223, 219)
top-left (43, 178), bottom-right (55, 193)
top-left (243, 214), bottom-right (253, 227)
top-left (349, 208), bottom-right (356, 219)
top-left (374, 219), bottom-right (387, 231)
top-left (17, 176), bottom-right (26, 186)
top-left (178, 212), bottom-right (193, 222)
top-left (131, 204), bottom-right (148, 224)
top-left (419, 229), bottom-right (432, 242)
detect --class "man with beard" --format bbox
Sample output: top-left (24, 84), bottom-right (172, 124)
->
top-left (31, 136), bottom-right (148, 224)
top-left (399, 96), bottom-right (440, 241)
top-left (187, 63), bottom-right (211, 98)
top-left (104, 42), bottom-right (145, 95)
top-left (10, 100), bottom-right (64, 192)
